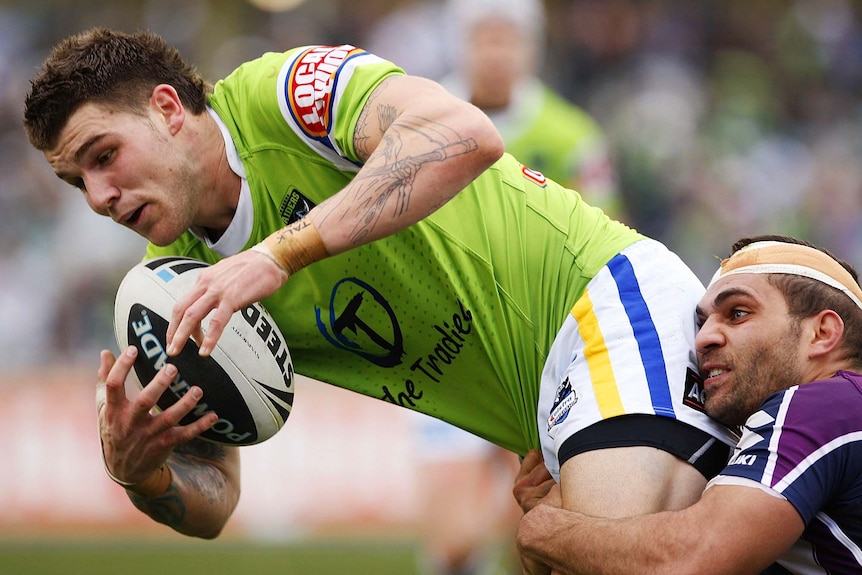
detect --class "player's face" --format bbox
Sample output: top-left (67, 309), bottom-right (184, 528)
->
top-left (695, 274), bottom-right (806, 427)
top-left (465, 19), bottom-right (531, 110)
top-left (45, 101), bottom-right (201, 246)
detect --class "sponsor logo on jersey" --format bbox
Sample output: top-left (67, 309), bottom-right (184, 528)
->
top-left (279, 188), bottom-right (315, 225)
top-left (316, 277), bottom-right (405, 368)
top-left (285, 45), bottom-right (365, 140)
top-left (315, 277), bottom-right (476, 409)
top-left (682, 367), bottom-right (707, 413)
top-left (548, 377), bottom-right (577, 431)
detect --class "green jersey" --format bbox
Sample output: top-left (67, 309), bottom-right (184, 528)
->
top-left (146, 45), bottom-right (644, 455)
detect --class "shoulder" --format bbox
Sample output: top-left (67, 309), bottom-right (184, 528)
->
top-left (718, 376), bottom-right (862, 519)
top-left (765, 373), bottom-right (862, 425)
top-left (748, 377), bottom-right (862, 456)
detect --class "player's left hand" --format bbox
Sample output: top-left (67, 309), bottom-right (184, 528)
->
top-left (166, 249), bottom-right (288, 357)
top-left (97, 346), bottom-right (217, 485)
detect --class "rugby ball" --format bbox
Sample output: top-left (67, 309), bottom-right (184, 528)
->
top-left (113, 256), bottom-right (294, 446)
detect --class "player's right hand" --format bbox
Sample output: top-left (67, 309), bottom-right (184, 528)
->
top-left (165, 248), bottom-right (287, 358)
top-left (96, 346), bottom-right (218, 485)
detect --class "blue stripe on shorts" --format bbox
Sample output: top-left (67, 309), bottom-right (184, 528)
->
top-left (607, 254), bottom-right (676, 418)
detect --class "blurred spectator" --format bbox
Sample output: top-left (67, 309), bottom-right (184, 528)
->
top-left (442, 0), bottom-right (620, 216)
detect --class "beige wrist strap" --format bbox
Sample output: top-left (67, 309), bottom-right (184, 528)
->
top-left (100, 438), bottom-right (173, 498)
top-left (96, 384), bottom-right (172, 498)
top-left (252, 220), bottom-right (328, 276)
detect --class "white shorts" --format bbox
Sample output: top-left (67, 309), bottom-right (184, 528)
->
top-left (537, 239), bottom-right (739, 481)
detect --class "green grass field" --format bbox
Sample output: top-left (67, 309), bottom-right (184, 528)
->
top-left (0, 538), bottom-right (420, 575)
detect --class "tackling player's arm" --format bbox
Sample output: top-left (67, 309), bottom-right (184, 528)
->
top-left (98, 347), bottom-right (241, 538)
top-left (516, 482), bottom-right (803, 575)
top-left (167, 74), bottom-right (505, 357)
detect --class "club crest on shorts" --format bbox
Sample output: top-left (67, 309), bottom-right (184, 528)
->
top-left (548, 377), bottom-right (577, 431)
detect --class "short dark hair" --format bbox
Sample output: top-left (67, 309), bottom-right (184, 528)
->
top-left (732, 235), bottom-right (862, 367)
top-left (24, 28), bottom-right (211, 151)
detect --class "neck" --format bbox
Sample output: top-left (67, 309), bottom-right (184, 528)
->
top-left (192, 110), bottom-right (241, 239)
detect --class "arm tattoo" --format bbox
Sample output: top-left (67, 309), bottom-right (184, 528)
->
top-left (346, 81), bottom-right (479, 245)
top-left (348, 123), bottom-right (477, 244)
top-left (272, 217), bottom-right (312, 244)
top-left (128, 440), bottom-right (229, 531)
top-left (377, 103), bottom-right (397, 132)
top-left (128, 484), bottom-right (186, 529)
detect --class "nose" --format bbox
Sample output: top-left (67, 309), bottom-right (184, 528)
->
top-left (694, 315), bottom-right (724, 355)
top-left (83, 174), bottom-right (120, 216)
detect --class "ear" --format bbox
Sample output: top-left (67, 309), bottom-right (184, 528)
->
top-left (149, 84), bottom-right (185, 136)
top-left (806, 309), bottom-right (844, 359)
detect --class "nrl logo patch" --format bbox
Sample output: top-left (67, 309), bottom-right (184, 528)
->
top-left (547, 377), bottom-right (577, 432)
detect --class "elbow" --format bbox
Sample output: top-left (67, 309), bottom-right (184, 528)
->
top-left (478, 119), bottom-right (505, 167)
top-left (188, 483), bottom-right (241, 540)
top-left (458, 99), bottom-right (504, 170)
top-left (194, 526), bottom-right (226, 541)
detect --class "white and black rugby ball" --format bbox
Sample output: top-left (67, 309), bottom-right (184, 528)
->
top-left (113, 256), bottom-right (294, 446)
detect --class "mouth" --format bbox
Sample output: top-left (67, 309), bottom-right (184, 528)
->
top-left (700, 364), bottom-right (729, 391)
top-left (120, 205), bottom-right (145, 227)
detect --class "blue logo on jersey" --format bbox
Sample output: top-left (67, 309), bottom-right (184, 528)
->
top-left (315, 277), bottom-right (405, 367)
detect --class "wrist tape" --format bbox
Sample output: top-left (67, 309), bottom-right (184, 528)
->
top-left (252, 220), bottom-right (328, 276)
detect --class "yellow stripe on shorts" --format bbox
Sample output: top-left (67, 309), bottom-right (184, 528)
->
top-left (572, 289), bottom-right (625, 418)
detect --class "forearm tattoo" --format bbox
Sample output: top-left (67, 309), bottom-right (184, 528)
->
top-left (344, 79), bottom-right (478, 245)
top-left (128, 440), bottom-right (229, 531)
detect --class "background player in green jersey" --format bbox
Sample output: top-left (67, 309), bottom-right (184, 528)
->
top-left (443, 0), bottom-right (619, 218)
top-left (24, 28), bottom-right (735, 547)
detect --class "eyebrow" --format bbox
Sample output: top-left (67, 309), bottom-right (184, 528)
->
top-left (698, 287), bottom-right (753, 317)
top-left (74, 133), bottom-right (106, 165)
top-left (53, 134), bottom-right (107, 184)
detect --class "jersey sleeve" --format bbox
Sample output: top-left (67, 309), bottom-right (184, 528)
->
top-left (274, 45), bottom-right (405, 167)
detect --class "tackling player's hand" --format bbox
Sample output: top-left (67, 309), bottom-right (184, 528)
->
top-left (513, 449), bottom-right (556, 514)
top-left (96, 346), bottom-right (217, 489)
top-left (165, 249), bottom-right (288, 357)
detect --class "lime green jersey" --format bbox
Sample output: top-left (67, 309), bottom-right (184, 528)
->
top-left (147, 46), bottom-right (644, 455)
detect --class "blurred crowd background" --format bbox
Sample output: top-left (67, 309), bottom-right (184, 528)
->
top-left (2, 0), bottom-right (862, 370)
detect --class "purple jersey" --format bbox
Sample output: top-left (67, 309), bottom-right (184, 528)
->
top-left (710, 371), bottom-right (862, 574)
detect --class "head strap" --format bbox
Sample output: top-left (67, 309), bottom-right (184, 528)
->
top-left (708, 240), bottom-right (862, 311)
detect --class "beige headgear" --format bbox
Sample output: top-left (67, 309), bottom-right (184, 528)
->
top-left (708, 240), bottom-right (862, 311)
